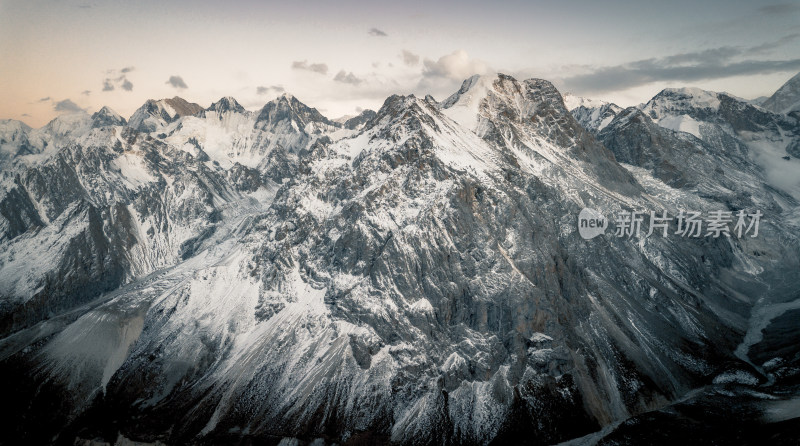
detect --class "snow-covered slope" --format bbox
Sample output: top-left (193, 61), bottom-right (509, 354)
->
top-left (641, 86), bottom-right (800, 200)
top-left (564, 94), bottom-right (623, 133)
top-left (128, 97), bottom-right (204, 133)
top-left (762, 72), bottom-right (800, 115)
top-left (0, 75), bottom-right (799, 446)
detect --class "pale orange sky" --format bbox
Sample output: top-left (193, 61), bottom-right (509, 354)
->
top-left (1, 0), bottom-right (799, 127)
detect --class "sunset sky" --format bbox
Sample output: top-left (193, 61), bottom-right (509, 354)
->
top-left (2, 0), bottom-right (799, 127)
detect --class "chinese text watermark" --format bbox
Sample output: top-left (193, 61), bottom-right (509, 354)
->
top-left (578, 208), bottom-right (762, 240)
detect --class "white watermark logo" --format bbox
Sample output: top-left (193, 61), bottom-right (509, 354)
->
top-left (578, 208), bottom-right (608, 240)
top-left (578, 208), bottom-right (762, 240)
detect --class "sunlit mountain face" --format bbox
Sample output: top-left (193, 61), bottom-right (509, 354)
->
top-left (2, 1), bottom-right (800, 445)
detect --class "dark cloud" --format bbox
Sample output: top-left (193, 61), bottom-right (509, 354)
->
top-left (257, 85), bottom-right (285, 95)
top-left (562, 58), bottom-right (800, 93)
top-left (102, 79), bottom-right (114, 91)
top-left (53, 99), bottom-right (83, 113)
top-left (22, 113), bottom-right (30, 117)
top-left (166, 75), bottom-right (188, 89)
top-left (333, 70), bottom-right (363, 85)
top-left (292, 60), bottom-right (328, 74)
top-left (747, 33), bottom-right (800, 54)
top-left (562, 37), bottom-right (800, 93)
top-left (120, 66), bottom-right (135, 73)
top-left (402, 50), bottom-right (420, 66)
top-left (38, 97), bottom-right (51, 102)
top-left (82, 90), bottom-right (91, 96)
top-left (121, 79), bottom-right (133, 91)
top-left (368, 27), bottom-right (387, 37)
top-left (759, 3), bottom-right (800, 14)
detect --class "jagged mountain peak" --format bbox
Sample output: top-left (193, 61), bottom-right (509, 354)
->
top-left (255, 93), bottom-right (338, 131)
top-left (368, 94), bottom-right (436, 130)
top-left (91, 106), bottom-right (126, 128)
top-left (128, 96), bottom-right (204, 132)
top-left (342, 109), bottom-right (377, 130)
top-left (440, 73), bottom-right (494, 109)
top-left (161, 96), bottom-right (205, 116)
top-left (762, 71), bottom-right (800, 115)
top-left (206, 96), bottom-right (245, 114)
top-left (562, 93), bottom-right (613, 111)
top-left (3, 72), bottom-right (800, 446)
top-left (645, 87), bottom-right (722, 114)
top-left (441, 73), bottom-right (572, 127)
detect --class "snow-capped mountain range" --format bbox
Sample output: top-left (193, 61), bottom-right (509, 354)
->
top-left (1, 72), bottom-right (800, 445)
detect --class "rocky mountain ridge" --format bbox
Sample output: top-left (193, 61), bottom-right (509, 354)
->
top-left (0, 73), bottom-right (799, 445)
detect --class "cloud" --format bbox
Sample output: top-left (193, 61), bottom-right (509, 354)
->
top-left (422, 50), bottom-right (490, 80)
top-left (166, 75), bottom-right (188, 89)
top-left (333, 70), bottom-right (364, 85)
top-left (561, 37), bottom-right (800, 93)
top-left (38, 97), bottom-right (51, 102)
top-left (257, 85), bottom-right (285, 95)
top-left (759, 3), bottom-right (800, 14)
top-left (368, 27), bottom-right (387, 37)
top-left (101, 67), bottom-right (136, 93)
top-left (53, 99), bottom-right (83, 113)
top-left (746, 33), bottom-right (800, 54)
top-left (402, 50), bottom-right (420, 66)
top-left (82, 90), bottom-right (91, 96)
top-left (292, 60), bottom-right (328, 74)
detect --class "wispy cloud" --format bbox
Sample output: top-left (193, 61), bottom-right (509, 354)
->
top-left (166, 75), bottom-right (188, 89)
top-left (53, 99), bottom-right (83, 113)
top-left (257, 85), bottom-right (285, 95)
top-left (81, 90), bottom-right (91, 96)
top-left (561, 36), bottom-right (800, 93)
top-left (292, 60), bottom-right (328, 75)
top-left (401, 50), bottom-right (420, 67)
top-left (102, 67), bottom-right (135, 92)
top-left (758, 3), bottom-right (800, 14)
top-left (368, 27), bottom-right (387, 37)
top-left (422, 50), bottom-right (490, 80)
top-left (746, 33), bottom-right (800, 54)
top-left (333, 71), bottom-right (363, 85)
top-left (37, 97), bottom-right (51, 102)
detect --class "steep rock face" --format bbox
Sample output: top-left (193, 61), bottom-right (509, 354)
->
top-left (343, 109), bottom-right (377, 130)
top-left (0, 119), bottom-right (35, 161)
top-left (0, 126), bottom-right (266, 335)
top-left (597, 106), bottom-right (778, 212)
top-left (91, 106), bottom-right (126, 128)
top-left (640, 87), bottom-right (800, 201)
top-left (0, 75), bottom-right (798, 445)
top-left (564, 94), bottom-right (623, 133)
top-left (159, 94), bottom-right (349, 185)
top-left (442, 74), bottom-right (640, 195)
top-left (128, 97), bottom-right (204, 133)
top-left (204, 96), bottom-right (246, 115)
top-left (762, 72), bottom-right (800, 115)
